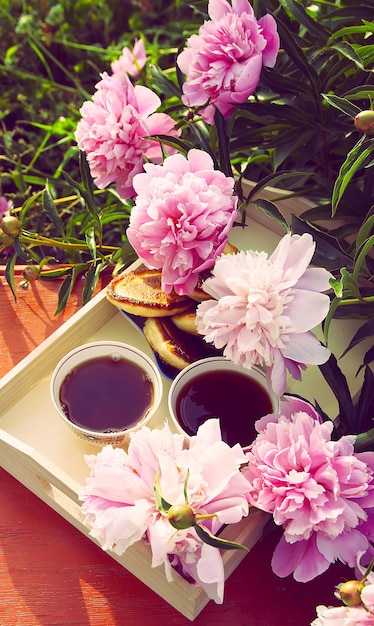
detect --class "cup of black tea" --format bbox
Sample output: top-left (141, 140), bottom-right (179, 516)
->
top-left (168, 357), bottom-right (279, 448)
top-left (50, 341), bottom-right (163, 445)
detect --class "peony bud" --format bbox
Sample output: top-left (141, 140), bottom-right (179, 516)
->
top-left (339, 580), bottom-right (365, 606)
top-left (0, 215), bottom-right (21, 237)
top-left (23, 266), bottom-right (40, 282)
top-left (0, 228), bottom-right (14, 247)
top-left (354, 110), bottom-right (374, 135)
top-left (167, 504), bottom-right (196, 530)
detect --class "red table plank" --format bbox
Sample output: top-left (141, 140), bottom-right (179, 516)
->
top-left (0, 270), bottom-right (351, 625)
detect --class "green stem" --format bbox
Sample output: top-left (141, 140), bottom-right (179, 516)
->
top-left (195, 513), bottom-right (217, 521)
top-left (19, 233), bottom-right (118, 254)
top-left (354, 428), bottom-right (374, 452)
top-left (338, 296), bottom-right (374, 306)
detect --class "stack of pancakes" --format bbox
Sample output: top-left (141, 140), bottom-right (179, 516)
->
top-left (106, 243), bottom-right (238, 370)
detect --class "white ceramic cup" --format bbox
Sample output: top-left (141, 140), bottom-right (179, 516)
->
top-left (168, 357), bottom-right (279, 447)
top-left (50, 341), bottom-right (163, 445)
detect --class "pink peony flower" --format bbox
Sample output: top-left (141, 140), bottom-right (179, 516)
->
top-left (243, 410), bottom-right (374, 583)
top-left (177, 0), bottom-right (279, 123)
top-left (0, 195), bottom-right (12, 219)
top-left (111, 39), bottom-right (146, 78)
top-left (311, 604), bottom-right (374, 625)
top-left (362, 583), bottom-right (374, 613)
top-left (195, 232), bottom-right (332, 396)
top-left (126, 149), bottom-right (238, 295)
top-left (75, 72), bottom-right (180, 199)
top-left (79, 419), bottom-right (249, 603)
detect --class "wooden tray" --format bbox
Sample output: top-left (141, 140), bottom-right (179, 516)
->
top-left (0, 206), bottom-right (366, 621)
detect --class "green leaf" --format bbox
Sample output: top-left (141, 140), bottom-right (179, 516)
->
top-left (54, 263), bottom-right (87, 315)
top-left (13, 236), bottom-right (29, 261)
top-left (344, 85), bottom-right (374, 101)
top-left (340, 318), bottom-right (374, 358)
top-left (194, 523), bottom-right (248, 552)
top-left (252, 199), bottom-right (290, 233)
top-left (277, 0), bottom-right (327, 40)
top-left (153, 474), bottom-right (171, 513)
top-left (63, 162), bottom-right (101, 233)
top-left (275, 16), bottom-right (320, 100)
top-left (323, 295), bottom-right (341, 342)
top-left (148, 134), bottom-right (193, 155)
top-left (357, 345), bottom-right (374, 375)
top-left (245, 171), bottom-right (311, 202)
top-left (20, 190), bottom-right (43, 225)
top-left (356, 213), bottom-right (374, 252)
top-left (327, 23), bottom-right (374, 44)
top-left (318, 354), bottom-right (354, 431)
top-left (149, 64), bottom-right (182, 99)
top-left (330, 42), bottom-right (365, 70)
top-left (43, 184), bottom-right (65, 237)
top-left (292, 216), bottom-right (354, 272)
top-left (215, 109), bottom-right (232, 178)
top-left (339, 267), bottom-right (362, 300)
top-left (353, 234), bottom-right (374, 282)
top-left (4, 252), bottom-right (17, 301)
top-left (322, 93), bottom-right (362, 118)
top-left (332, 137), bottom-right (374, 215)
top-left (81, 263), bottom-right (101, 305)
top-left (353, 366), bottom-right (374, 433)
top-left (85, 226), bottom-right (97, 262)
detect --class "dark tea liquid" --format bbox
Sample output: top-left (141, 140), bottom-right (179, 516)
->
top-left (59, 355), bottom-right (154, 432)
top-left (176, 370), bottom-right (273, 446)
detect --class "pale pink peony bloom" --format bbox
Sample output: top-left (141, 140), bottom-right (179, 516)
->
top-left (75, 72), bottom-right (180, 199)
top-left (0, 196), bottom-right (12, 219)
top-left (126, 149), bottom-right (238, 295)
top-left (311, 604), bottom-right (374, 625)
top-left (111, 39), bottom-right (146, 78)
top-left (243, 410), bottom-right (374, 583)
top-left (196, 232), bottom-right (332, 396)
top-left (177, 0), bottom-right (279, 123)
top-left (79, 419), bottom-right (249, 603)
top-left (362, 583), bottom-right (374, 613)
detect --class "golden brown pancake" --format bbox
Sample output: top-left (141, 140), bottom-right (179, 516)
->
top-left (106, 267), bottom-right (193, 317)
top-left (171, 306), bottom-right (199, 336)
top-left (143, 317), bottom-right (220, 370)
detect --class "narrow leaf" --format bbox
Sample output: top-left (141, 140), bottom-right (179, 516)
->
top-left (55, 273), bottom-right (73, 316)
top-left (252, 199), bottom-right (290, 232)
top-left (153, 474), bottom-right (171, 513)
top-left (330, 42), bottom-right (365, 70)
top-left (245, 171), bottom-right (311, 202)
top-left (353, 366), bottom-right (374, 433)
top-left (215, 109), bottom-right (233, 178)
top-left (54, 263), bottom-right (87, 315)
top-left (322, 93), bottom-right (361, 118)
top-left (43, 184), bottom-right (65, 237)
top-left (194, 523), bottom-right (248, 551)
top-left (323, 295), bottom-right (341, 342)
top-left (332, 140), bottom-right (374, 215)
top-left (85, 226), bottom-right (97, 262)
top-left (356, 214), bottom-right (374, 252)
top-left (353, 234), bottom-right (374, 282)
top-left (81, 263), bottom-right (101, 305)
top-left (4, 252), bottom-right (17, 301)
top-left (20, 190), bottom-right (43, 225)
top-left (277, 0), bottom-right (327, 40)
top-left (340, 319), bottom-right (374, 358)
top-left (357, 345), bottom-right (374, 375)
top-left (318, 354), bottom-right (354, 431)
top-left (275, 16), bottom-right (320, 99)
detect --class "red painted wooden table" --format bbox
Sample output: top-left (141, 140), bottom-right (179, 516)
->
top-left (0, 269), bottom-right (351, 626)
